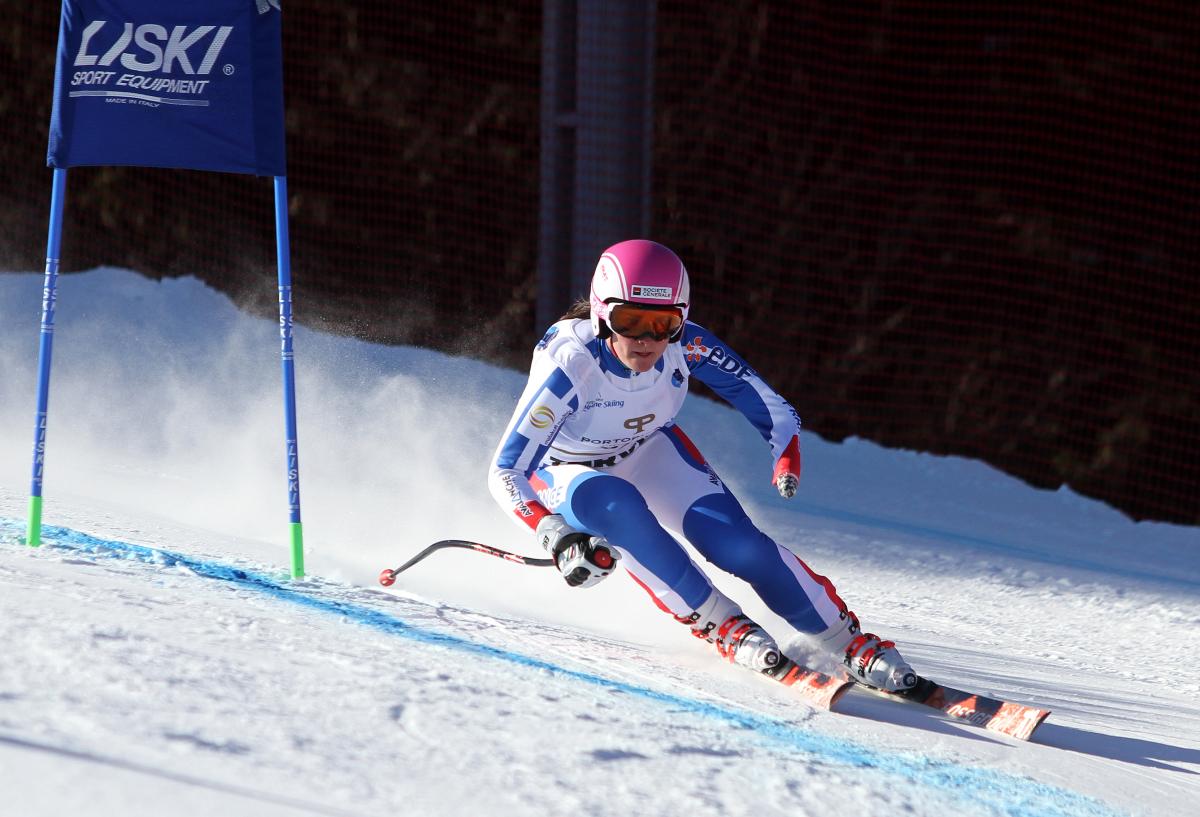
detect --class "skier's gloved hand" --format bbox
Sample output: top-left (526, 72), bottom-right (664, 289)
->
top-left (535, 514), bottom-right (619, 589)
top-left (554, 535), bottom-right (619, 588)
top-left (772, 435), bottom-right (802, 499)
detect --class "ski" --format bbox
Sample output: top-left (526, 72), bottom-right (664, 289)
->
top-left (860, 675), bottom-right (1051, 741)
top-left (764, 660), bottom-right (1049, 738)
top-left (766, 660), bottom-right (855, 709)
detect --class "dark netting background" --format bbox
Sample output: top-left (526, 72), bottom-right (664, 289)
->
top-left (1, 2), bottom-right (543, 347)
top-left (652, 1), bottom-right (1200, 525)
top-left (2, 2), bottom-right (1198, 525)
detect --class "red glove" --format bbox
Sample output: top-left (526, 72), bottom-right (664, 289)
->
top-left (772, 435), bottom-right (801, 498)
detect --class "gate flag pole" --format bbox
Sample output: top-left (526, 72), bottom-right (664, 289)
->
top-left (26, 167), bottom-right (68, 548)
top-left (37, 0), bottom-right (303, 576)
top-left (275, 175), bottom-right (305, 578)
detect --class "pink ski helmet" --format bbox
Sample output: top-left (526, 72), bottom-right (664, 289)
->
top-left (590, 239), bottom-right (691, 342)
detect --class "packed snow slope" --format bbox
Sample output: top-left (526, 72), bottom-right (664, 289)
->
top-left (1, 268), bottom-right (1197, 817)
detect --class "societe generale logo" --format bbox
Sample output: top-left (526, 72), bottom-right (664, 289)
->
top-left (630, 284), bottom-right (673, 300)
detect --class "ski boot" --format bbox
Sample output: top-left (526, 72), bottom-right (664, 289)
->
top-left (785, 611), bottom-right (917, 692)
top-left (820, 611), bottom-right (917, 691)
top-left (676, 590), bottom-right (787, 675)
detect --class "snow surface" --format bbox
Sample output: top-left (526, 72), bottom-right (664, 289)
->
top-left (0, 267), bottom-right (1197, 817)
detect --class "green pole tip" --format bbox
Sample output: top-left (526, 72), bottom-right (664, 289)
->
top-left (289, 522), bottom-right (305, 579)
top-left (26, 495), bottom-right (43, 548)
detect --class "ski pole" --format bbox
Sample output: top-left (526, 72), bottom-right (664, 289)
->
top-left (378, 539), bottom-right (555, 586)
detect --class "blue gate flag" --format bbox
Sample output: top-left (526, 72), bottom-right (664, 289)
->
top-left (47, 0), bottom-right (286, 176)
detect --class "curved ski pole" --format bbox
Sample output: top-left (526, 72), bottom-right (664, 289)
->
top-left (379, 539), bottom-right (556, 586)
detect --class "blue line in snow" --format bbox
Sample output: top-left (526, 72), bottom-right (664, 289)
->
top-left (2, 520), bottom-right (1123, 817)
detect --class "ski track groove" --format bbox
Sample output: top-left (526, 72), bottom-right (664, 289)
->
top-left (0, 517), bottom-right (1125, 817)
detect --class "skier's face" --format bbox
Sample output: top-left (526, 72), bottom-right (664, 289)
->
top-left (608, 332), bottom-right (668, 373)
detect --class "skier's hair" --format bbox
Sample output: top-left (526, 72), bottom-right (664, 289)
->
top-left (560, 298), bottom-right (590, 321)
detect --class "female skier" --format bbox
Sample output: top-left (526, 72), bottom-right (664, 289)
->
top-left (487, 239), bottom-right (917, 692)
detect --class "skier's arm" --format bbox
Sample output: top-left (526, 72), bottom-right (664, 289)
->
top-left (487, 356), bottom-right (580, 530)
top-left (486, 353), bottom-right (620, 587)
top-left (684, 323), bottom-right (802, 497)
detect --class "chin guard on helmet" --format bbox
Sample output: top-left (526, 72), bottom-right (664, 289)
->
top-left (589, 239), bottom-right (691, 342)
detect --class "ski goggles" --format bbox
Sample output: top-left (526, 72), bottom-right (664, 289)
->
top-left (607, 302), bottom-right (684, 341)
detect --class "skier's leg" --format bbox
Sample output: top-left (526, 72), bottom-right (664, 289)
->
top-left (685, 491), bottom-right (917, 690)
top-left (530, 463), bottom-right (712, 616)
top-left (625, 427), bottom-right (843, 632)
top-left (530, 463), bottom-right (784, 673)
top-left (632, 426), bottom-right (917, 691)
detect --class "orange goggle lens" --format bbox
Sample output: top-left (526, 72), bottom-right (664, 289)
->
top-left (607, 303), bottom-right (683, 341)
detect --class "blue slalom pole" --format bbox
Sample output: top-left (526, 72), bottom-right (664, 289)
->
top-left (26, 168), bottom-right (69, 547)
top-left (274, 175), bottom-right (305, 578)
